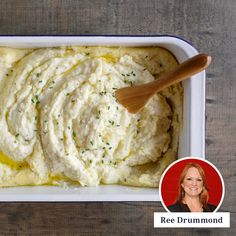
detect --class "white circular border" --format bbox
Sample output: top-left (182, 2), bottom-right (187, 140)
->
top-left (159, 156), bottom-right (225, 213)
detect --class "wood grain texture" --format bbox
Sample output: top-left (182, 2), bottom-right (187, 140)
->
top-left (0, 0), bottom-right (235, 235)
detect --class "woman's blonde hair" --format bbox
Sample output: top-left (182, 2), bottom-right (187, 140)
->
top-left (177, 162), bottom-right (209, 208)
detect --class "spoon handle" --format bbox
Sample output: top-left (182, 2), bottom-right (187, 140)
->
top-left (143, 54), bottom-right (211, 93)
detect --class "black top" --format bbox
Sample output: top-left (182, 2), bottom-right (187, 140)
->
top-left (167, 201), bottom-right (217, 212)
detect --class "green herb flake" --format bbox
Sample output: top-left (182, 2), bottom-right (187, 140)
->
top-left (108, 120), bottom-right (114, 125)
top-left (99, 91), bottom-right (107, 96)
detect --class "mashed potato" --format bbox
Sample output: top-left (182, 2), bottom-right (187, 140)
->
top-left (0, 46), bottom-right (182, 187)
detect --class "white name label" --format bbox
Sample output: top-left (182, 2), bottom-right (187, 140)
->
top-left (154, 212), bottom-right (230, 228)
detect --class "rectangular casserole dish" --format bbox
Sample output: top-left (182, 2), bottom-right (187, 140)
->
top-left (0, 36), bottom-right (205, 201)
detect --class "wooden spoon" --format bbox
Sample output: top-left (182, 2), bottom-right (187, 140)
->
top-left (115, 53), bottom-right (211, 113)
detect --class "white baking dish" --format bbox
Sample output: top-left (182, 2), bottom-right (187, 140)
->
top-left (0, 36), bottom-right (205, 201)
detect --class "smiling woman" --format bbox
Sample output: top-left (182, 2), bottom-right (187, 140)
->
top-left (167, 163), bottom-right (216, 212)
top-left (0, 46), bottom-right (182, 188)
top-left (158, 157), bottom-right (225, 213)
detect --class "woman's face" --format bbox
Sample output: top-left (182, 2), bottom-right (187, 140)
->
top-left (181, 167), bottom-right (203, 198)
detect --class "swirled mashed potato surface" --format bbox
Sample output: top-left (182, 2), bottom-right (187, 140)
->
top-left (0, 46), bottom-right (182, 187)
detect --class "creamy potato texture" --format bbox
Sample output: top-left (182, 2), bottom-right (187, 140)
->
top-left (0, 46), bottom-right (182, 187)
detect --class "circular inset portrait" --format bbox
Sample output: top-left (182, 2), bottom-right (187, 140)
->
top-left (159, 157), bottom-right (224, 212)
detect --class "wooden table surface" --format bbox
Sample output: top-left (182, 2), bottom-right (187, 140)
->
top-left (0, 0), bottom-right (235, 235)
